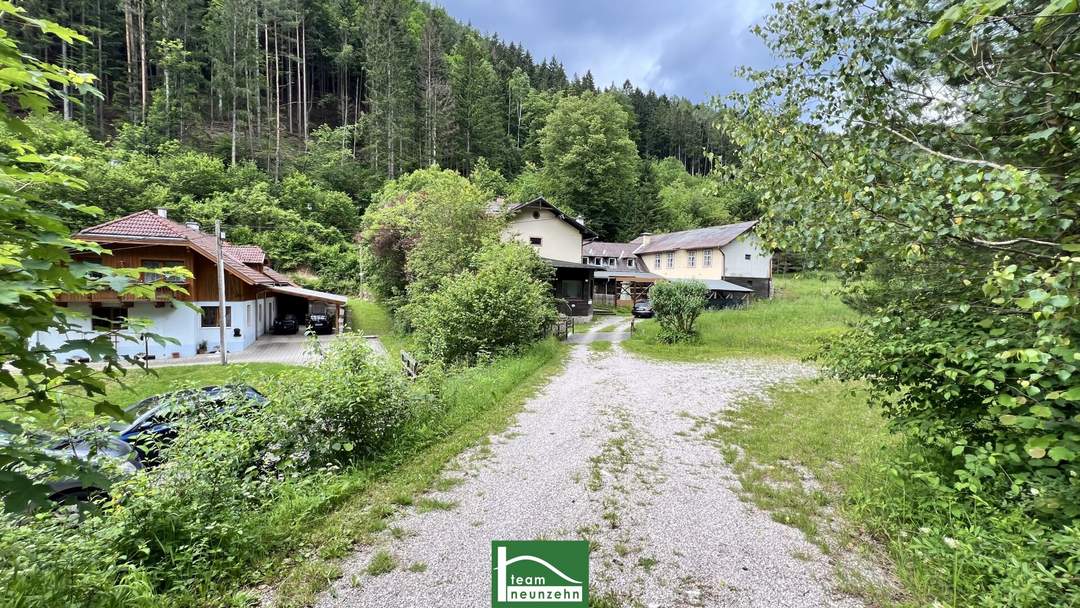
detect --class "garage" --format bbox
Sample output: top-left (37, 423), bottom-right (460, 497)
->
top-left (267, 285), bottom-right (349, 335)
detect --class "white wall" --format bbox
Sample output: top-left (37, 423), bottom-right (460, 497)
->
top-left (32, 301), bottom-right (201, 360)
top-left (196, 298), bottom-right (258, 354)
top-left (502, 208), bottom-right (583, 263)
top-left (722, 232), bottom-right (771, 279)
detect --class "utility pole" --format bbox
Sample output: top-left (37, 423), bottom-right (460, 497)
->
top-left (216, 220), bottom-right (228, 365)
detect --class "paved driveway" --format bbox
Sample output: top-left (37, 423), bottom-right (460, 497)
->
top-left (142, 334), bottom-right (337, 368)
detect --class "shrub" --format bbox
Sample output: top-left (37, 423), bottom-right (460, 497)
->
top-left (649, 280), bottom-right (708, 343)
top-left (412, 243), bottom-right (555, 364)
top-left (267, 334), bottom-right (425, 463)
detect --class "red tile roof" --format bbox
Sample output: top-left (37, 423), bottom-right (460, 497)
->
top-left (75, 210), bottom-right (285, 286)
top-left (226, 245), bottom-right (266, 264)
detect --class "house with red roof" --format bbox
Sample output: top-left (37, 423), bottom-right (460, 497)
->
top-left (33, 209), bottom-right (347, 360)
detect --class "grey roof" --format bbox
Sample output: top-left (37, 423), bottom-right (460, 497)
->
top-left (542, 257), bottom-right (604, 270)
top-left (634, 221), bottom-right (758, 255)
top-left (583, 241), bottom-right (638, 259)
top-left (701, 279), bottom-right (754, 293)
top-left (488, 196), bottom-right (597, 238)
top-left (594, 270), bottom-right (663, 281)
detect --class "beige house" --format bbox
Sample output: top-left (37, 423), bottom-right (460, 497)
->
top-left (490, 196), bottom-right (601, 317)
top-left (635, 221), bottom-right (773, 300)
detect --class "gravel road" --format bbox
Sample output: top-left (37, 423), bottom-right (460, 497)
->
top-left (314, 322), bottom-right (863, 607)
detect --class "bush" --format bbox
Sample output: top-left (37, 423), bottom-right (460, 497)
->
top-left (649, 280), bottom-right (708, 343)
top-left (267, 335), bottom-right (426, 463)
top-left (412, 243), bottom-right (555, 364)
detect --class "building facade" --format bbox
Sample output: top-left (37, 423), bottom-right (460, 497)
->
top-left (492, 197), bottom-right (602, 318)
top-left (33, 209), bottom-right (346, 361)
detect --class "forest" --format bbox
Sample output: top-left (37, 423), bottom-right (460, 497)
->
top-left (13, 0), bottom-right (751, 294)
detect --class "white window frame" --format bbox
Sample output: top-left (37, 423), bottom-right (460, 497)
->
top-left (665, 252), bottom-right (674, 268)
top-left (607, 257), bottom-right (616, 267)
top-left (703, 249), bottom-right (712, 267)
top-left (687, 250), bottom-right (696, 268)
top-left (627, 258), bottom-right (635, 268)
top-left (654, 253), bottom-right (661, 269)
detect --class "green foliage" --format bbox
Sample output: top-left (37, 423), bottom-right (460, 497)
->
top-left (0, 334), bottom-right (567, 607)
top-left (412, 243), bottom-right (556, 364)
top-left (360, 166), bottom-right (499, 305)
top-left (728, 0), bottom-right (1080, 519)
top-left (0, 7), bottom-right (191, 511)
top-left (539, 92), bottom-right (641, 240)
top-left (648, 280), bottom-right (709, 343)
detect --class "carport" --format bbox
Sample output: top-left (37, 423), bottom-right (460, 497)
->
top-left (267, 284), bottom-right (349, 333)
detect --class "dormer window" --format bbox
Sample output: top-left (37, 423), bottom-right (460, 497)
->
top-left (627, 258), bottom-right (635, 268)
top-left (607, 257), bottom-right (616, 266)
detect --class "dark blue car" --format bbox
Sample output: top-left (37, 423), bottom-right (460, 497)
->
top-left (116, 385), bottom-right (267, 465)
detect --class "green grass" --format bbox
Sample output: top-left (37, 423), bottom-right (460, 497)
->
top-left (624, 275), bottom-right (857, 361)
top-left (705, 379), bottom-right (908, 605)
top-left (271, 338), bottom-right (569, 607)
top-left (588, 340), bottom-right (612, 353)
top-left (365, 550), bottom-right (396, 576)
top-left (346, 299), bottom-right (408, 360)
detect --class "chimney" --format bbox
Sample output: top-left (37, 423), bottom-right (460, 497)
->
top-left (639, 232), bottom-right (653, 245)
top-left (185, 221), bottom-right (201, 232)
top-left (156, 208), bottom-right (168, 218)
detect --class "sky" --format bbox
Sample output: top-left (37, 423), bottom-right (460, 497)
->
top-left (432, 0), bottom-right (779, 103)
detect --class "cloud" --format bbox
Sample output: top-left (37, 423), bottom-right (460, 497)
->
top-left (432, 0), bottom-right (779, 103)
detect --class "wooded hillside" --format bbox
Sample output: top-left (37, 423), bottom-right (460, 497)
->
top-left (15, 0), bottom-right (733, 180)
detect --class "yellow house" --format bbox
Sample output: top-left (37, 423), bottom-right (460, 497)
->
top-left (490, 197), bottom-right (601, 318)
top-left (635, 221), bottom-right (773, 299)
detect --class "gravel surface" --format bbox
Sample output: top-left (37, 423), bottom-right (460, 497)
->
top-left (314, 331), bottom-right (864, 608)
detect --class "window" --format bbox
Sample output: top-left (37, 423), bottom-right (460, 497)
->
top-left (627, 258), bottom-right (635, 268)
top-left (687, 250), bottom-right (697, 268)
top-left (607, 257), bottom-right (616, 267)
top-left (201, 305), bottom-right (232, 328)
top-left (582, 257), bottom-right (589, 264)
top-left (654, 254), bottom-right (661, 269)
top-left (91, 305), bottom-right (125, 331)
top-left (744, 253), bottom-right (752, 261)
top-left (666, 252), bottom-right (674, 268)
top-left (529, 237), bottom-right (542, 246)
top-left (143, 259), bottom-right (187, 283)
top-left (703, 249), bottom-right (713, 267)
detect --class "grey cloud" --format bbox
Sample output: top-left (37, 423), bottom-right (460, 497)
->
top-left (433, 0), bottom-right (779, 102)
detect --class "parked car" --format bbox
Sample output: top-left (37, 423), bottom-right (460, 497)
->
top-left (0, 431), bottom-right (141, 505)
top-left (116, 385), bottom-right (268, 464)
top-left (272, 314), bottom-right (299, 334)
top-left (632, 299), bottom-right (654, 318)
top-left (308, 313), bottom-right (334, 335)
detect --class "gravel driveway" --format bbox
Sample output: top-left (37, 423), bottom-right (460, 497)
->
top-left (314, 322), bottom-right (862, 607)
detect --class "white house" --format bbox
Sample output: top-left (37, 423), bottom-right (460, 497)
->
top-left (33, 209), bottom-right (347, 361)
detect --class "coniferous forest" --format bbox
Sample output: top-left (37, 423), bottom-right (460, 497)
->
top-left (13, 0), bottom-right (751, 294)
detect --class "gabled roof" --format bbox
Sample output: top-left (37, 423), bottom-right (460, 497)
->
top-left (488, 196), bottom-right (597, 239)
top-left (634, 221), bottom-right (759, 255)
top-left (75, 210), bottom-right (289, 286)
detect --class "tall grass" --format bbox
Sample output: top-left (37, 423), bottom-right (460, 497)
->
top-left (624, 275), bottom-right (857, 360)
top-left (346, 299), bottom-right (408, 360)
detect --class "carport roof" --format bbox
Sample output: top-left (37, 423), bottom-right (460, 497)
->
top-left (268, 284), bottom-right (348, 305)
top-left (702, 279), bottom-right (754, 293)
